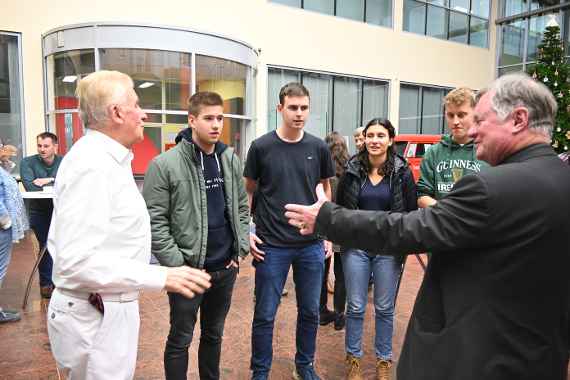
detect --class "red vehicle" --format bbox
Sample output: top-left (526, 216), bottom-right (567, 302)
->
top-left (394, 134), bottom-right (442, 182)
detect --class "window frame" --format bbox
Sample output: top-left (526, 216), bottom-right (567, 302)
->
top-left (399, 82), bottom-right (452, 135)
top-left (269, 0), bottom-right (394, 28)
top-left (403, 0), bottom-right (491, 48)
top-left (42, 23), bottom-right (257, 174)
top-left (0, 30), bottom-right (26, 161)
top-left (495, 2), bottom-right (570, 76)
top-left (267, 65), bottom-right (390, 150)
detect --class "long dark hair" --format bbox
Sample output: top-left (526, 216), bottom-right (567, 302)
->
top-left (357, 118), bottom-right (396, 177)
top-left (325, 132), bottom-right (350, 177)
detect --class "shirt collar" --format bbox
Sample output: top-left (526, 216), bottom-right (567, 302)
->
top-left (86, 129), bottom-right (133, 164)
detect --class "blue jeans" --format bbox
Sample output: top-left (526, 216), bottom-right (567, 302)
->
top-left (250, 242), bottom-right (324, 378)
top-left (30, 212), bottom-right (54, 287)
top-left (0, 227), bottom-right (13, 287)
top-left (342, 249), bottom-right (401, 360)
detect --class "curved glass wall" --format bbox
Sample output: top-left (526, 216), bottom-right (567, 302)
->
top-left (43, 23), bottom-right (256, 175)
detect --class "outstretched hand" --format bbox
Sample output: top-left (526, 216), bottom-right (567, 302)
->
top-left (285, 183), bottom-right (328, 235)
top-left (164, 266), bottom-right (211, 299)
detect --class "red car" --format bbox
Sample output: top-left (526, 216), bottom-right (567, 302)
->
top-left (394, 134), bottom-right (442, 182)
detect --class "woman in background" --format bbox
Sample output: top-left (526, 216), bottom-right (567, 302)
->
top-left (336, 119), bottom-right (417, 380)
top-left (0, 145), bottom-right (29, 323)
top-left (319, 132), bottom-right (350, 330)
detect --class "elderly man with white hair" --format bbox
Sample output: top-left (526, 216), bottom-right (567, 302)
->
top-left (285, 73), bottom-right (570, 380)
top-left (46, 70), bottom-right (211, 380)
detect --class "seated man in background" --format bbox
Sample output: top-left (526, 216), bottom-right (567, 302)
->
top-left (20, 132), bottom-right (62, 298)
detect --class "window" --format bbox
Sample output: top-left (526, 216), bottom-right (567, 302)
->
top-left (0, 32), bottom-right (24, 172)
top-left (336, 0), bottom-right (365, 21)
top-left (403, 0), bottom-right (490, 47)
top-left (501, 0), bottom-right (563, 18)
top-left (270, 0), bottom-right (393, 27)
top-left (272, 0), bottom-right (301, 5)
top-left (45, 49), bottom-right (95, 156)
top-left (100, 49), bottom-right (192, 113)
top-left (304, 0), bottom-right (334, 15)
top-left (449, 10), bottom-right (470, 43)
top-left (43, 24), bottom-right (256, 175)
top-left (268, 67), bottom-right (389, 153)
top-left (496, 1), bottom-right (569, 76)
top-left (399, 83), bottom-right (451, 134)
top-left (366, 0), bottom-right (393, 26)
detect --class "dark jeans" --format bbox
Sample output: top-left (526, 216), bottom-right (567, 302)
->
top-left (319, 253), bottom-right (346, 314)
top-left (30, 211), bottom-right (53, 287)
top-left (250, 242), bottom-right (324, 378)
top-left (164, 266), bottom-right (237, 380)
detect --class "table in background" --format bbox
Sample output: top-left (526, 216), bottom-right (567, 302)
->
top-left (20, 191), bottom-right (54, 309)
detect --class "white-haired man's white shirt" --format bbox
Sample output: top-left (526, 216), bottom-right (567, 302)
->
top-left (46, 128), bottom-right (167, 380)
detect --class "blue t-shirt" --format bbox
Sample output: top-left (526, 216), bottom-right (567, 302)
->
top-left (358, 176), bottom-right (391, 211)
top-left (199, 149), bottom-right (234, 271)
top-left (244, 131), bottom-right (335, 248)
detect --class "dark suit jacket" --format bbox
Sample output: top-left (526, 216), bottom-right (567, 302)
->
top-left (316, 144), bottom-right (570, 380)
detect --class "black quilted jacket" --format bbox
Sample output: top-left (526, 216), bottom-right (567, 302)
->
top-left (335, 154), bottom-right (417, 258)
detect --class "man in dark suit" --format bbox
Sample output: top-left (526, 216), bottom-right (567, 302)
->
top-left (284, 73), bottom-right (570, 380)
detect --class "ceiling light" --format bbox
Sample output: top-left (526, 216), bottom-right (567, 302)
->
top-left (62, 75), bottom-right (77, 83)
top-left (139, 82), bottom-right (155, 89)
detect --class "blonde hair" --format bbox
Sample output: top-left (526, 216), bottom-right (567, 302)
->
top-left (75, 70), bottom-right (133, 129)
top-left (445, 87), bottom-right (475, 108)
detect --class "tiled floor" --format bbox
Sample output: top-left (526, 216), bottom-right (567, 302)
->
top-left (0, 234), bottom-right (568, 379)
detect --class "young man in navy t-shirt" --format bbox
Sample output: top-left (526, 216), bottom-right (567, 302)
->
top-left (244, 82), bottom-right (334, 380)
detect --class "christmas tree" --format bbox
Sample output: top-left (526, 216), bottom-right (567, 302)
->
top-left (529, 21), bottom-right (570, 154)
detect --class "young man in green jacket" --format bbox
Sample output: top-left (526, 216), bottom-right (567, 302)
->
top-left (417, 87), bottom-right (488, 208)
top-left (143, 92), bottom-right (249, 380)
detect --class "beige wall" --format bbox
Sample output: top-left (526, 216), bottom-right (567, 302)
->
top-left (1, 0), bottom-right (497, 153)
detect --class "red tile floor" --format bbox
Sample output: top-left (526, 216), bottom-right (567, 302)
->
top-left (0, 234), bottom-right (568, 379)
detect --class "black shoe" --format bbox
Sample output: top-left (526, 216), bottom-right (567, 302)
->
top-left (334, 313), bottom-right (346, 330)
top-left (0, 310), bottom-right (21, 323)
top-left (319, 308), bottom-right (336, 326)
top-left (293, 364), bottom-right (321, 380)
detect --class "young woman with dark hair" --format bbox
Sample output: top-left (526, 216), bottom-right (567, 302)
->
top-left (336, 118), bottom-right (417, 380)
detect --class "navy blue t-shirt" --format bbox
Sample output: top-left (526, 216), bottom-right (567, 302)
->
top-left (244, 131), bottom-right (335, 248)
top-left (358, 176), bottom-right (391, 211)
top-left (199, 148), bottom-right (234, 271)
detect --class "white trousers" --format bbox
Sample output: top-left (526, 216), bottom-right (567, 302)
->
top-left (47, 289), bottom-right (140, 380)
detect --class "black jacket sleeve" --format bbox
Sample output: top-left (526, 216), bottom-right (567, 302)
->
top-left (402, 168), bottom-right (418, 212)
top-left (315, 174), bottom-right (490, 255)
top-left (335, 172), bottom-right (350, 208)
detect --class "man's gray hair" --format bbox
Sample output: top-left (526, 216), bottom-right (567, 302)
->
top-left (75, 70), bottom-right (133, 129)
top-left (476, 73), bottom-right (557, 137)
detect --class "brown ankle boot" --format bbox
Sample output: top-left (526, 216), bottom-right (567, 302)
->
top-left (345, 354), bottom-right (363, 380)
top-left (376, 359), bottom-right (392, 380)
